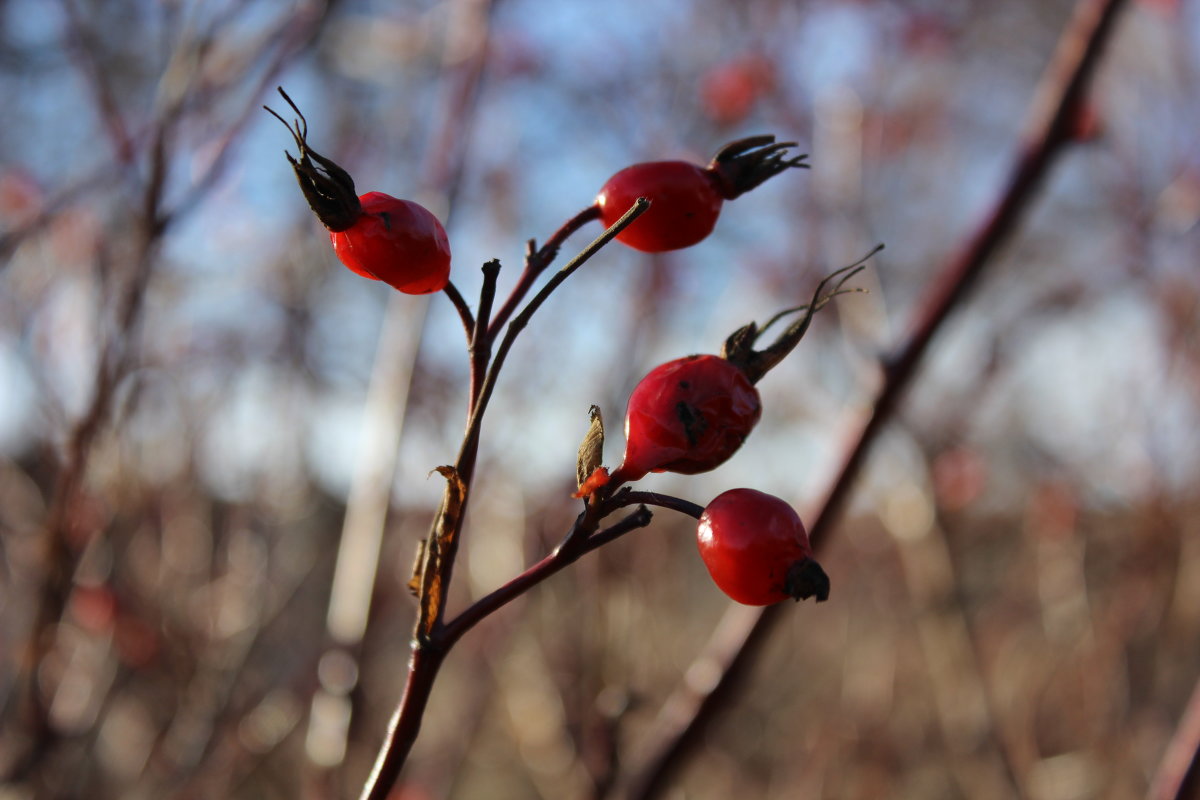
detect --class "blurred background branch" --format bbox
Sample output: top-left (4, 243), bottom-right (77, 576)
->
top-left (0, 0), bottom-right (1196, 798)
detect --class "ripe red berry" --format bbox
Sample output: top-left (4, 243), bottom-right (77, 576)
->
top-left (595, 136), bottom-right (808, 252)
top-left (597, 161), bottom-right (723, 252)
top-left (696, 488), bottom-right (829, 606)
top-left (330, 191), bottom-right (451, 294)
top-left (266, 89), bottom-right (452, 295)
top-left (610, 354), bottom-right (761, 484)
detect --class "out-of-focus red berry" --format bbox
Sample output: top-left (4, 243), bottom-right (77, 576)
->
top-left (700, 55), bottom-right (775, 126)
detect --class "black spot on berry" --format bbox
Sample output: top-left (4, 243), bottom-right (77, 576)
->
top-left (675, 401), bottom-right (707, 446)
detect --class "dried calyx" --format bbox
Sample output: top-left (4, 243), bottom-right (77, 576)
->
top-left (707, 135), bottom-right (809, 200)
top-left (722, 244), bottom-right (883, 384)
top-left (264, 87), bottom-right (361, 232)
top-left (785, 558), bottom-right (831, 603)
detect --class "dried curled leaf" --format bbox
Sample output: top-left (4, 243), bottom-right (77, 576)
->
top-left (416, 465), bottom-right (469, 637)
top-left (576, 405), bottom-right (605, 489)
top-left (407, 539), bottom-right (427, 597)
top-left (429, 465), bottom-right (468, 547)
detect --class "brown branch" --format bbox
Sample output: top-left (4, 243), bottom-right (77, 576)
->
top-left (621, 491), bottom-right (704, 520)
top-left (431, 490), bottom-right (700, 699)
top-left (613, 1), bottom-right (1131, 797)
top-left (1148, 674), bottom-right (1200, 800)
top-left (424, 198), bottom-right (651, 638)
top-left (11, 148), bottom-right (166, 782)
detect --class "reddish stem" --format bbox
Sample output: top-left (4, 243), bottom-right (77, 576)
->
top-left (443, 280), bottom-right (475, 344)
top-left (358, 646), bottom-right (447, 800)
top-left (486, 204), bottom-right (602, 341)
top-left (441, 505), bottom-right (654, 649)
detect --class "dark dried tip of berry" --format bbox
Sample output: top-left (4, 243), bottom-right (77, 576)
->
top-left (785, 557), bottom-right (830, 603)
top-left (719, 324), bottom-right (759, 378)
top-left (707, 135), bottom-right (810, 200)
top-left (264, 87), bottom-right (361, 232)
top-left (720, 245), bottom-right (882, 385)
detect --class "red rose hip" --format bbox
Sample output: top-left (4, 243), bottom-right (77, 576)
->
top-left (610, 354), bottom-right (761, 484)
top-left (330, 191), bottom-right (451, 294)
top-left (594, 136), bottom-right (808, 252)
top-left (597, 161), bottom-right (723, 252)
top-left (697, 488), bottom-right (829, 606)
top-left (266, 89), bottom-right (452, 295)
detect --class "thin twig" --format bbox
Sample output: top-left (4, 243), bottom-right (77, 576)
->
top-left (11, 140), bottom-right (169, 779)
top-left (432, 198), bottom-right (649, 631)
top-left (486, 204), bottom-right (602, 341)
top-left (443, 280), bottom-right (476, 343)
top-left (621, 491), bottom-right (704, 520)
top-left (439, 486), bottom-right (702, 647)
top-left (441, 506), bottom-right (654, 648)
top-left (614, 1), bottom-right (1130, 797)
top-left (468, 260), bottom-right (502, 412)
top-left (460, 199), bottom-right (648, 466)
top-left (358, 198), bottom-right (649, 800)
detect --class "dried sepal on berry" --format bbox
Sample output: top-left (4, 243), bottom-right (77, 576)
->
top-left (696, 488), bottom-right (830, 606)
top-left (707, 135), bottom-right (809, 200)
top-left (595, 134), bottom-right (809, 253)
top-left (722, 244), bottom-right (881, 384)
top-left (264, 87), bottom-right (361, 232)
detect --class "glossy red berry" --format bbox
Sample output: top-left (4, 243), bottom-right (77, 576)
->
top-left (595, 136), bottom-right (808, 252)
top-left (266, 89), bottom-right (452, 295)
top-left (610, 354), bottom-right (761, 484)
top-left (597, 161), bottom-right (723, 252)
top-left (330, 191), bottom-right (451, 294)
top-left (696, 488), bottom-right (829, 606)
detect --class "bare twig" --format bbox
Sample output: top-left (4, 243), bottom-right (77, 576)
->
top-left (468, 259), bottom-right (502, 412)
top-left (613, 1), bottom-right (1130, 797)
top-left (311, 0), bottom-right (498, 789)
top-left (462, 199), bottom-right (649, 466)
top-left (486, 204), bottom-right (603, 341)
top-left (443, 280), bottom-right (476, 343)
top-left (441, 505), bottom-right (655, 649)
top-left (621, 491), bottom-right (704, 520)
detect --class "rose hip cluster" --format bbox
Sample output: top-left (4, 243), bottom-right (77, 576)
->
top-left (268, 88), bottom-right (854, 609)
top-left (583, 138), bottom-right (858, 609)
top-left (599, 343), bottom-right (834, 607)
